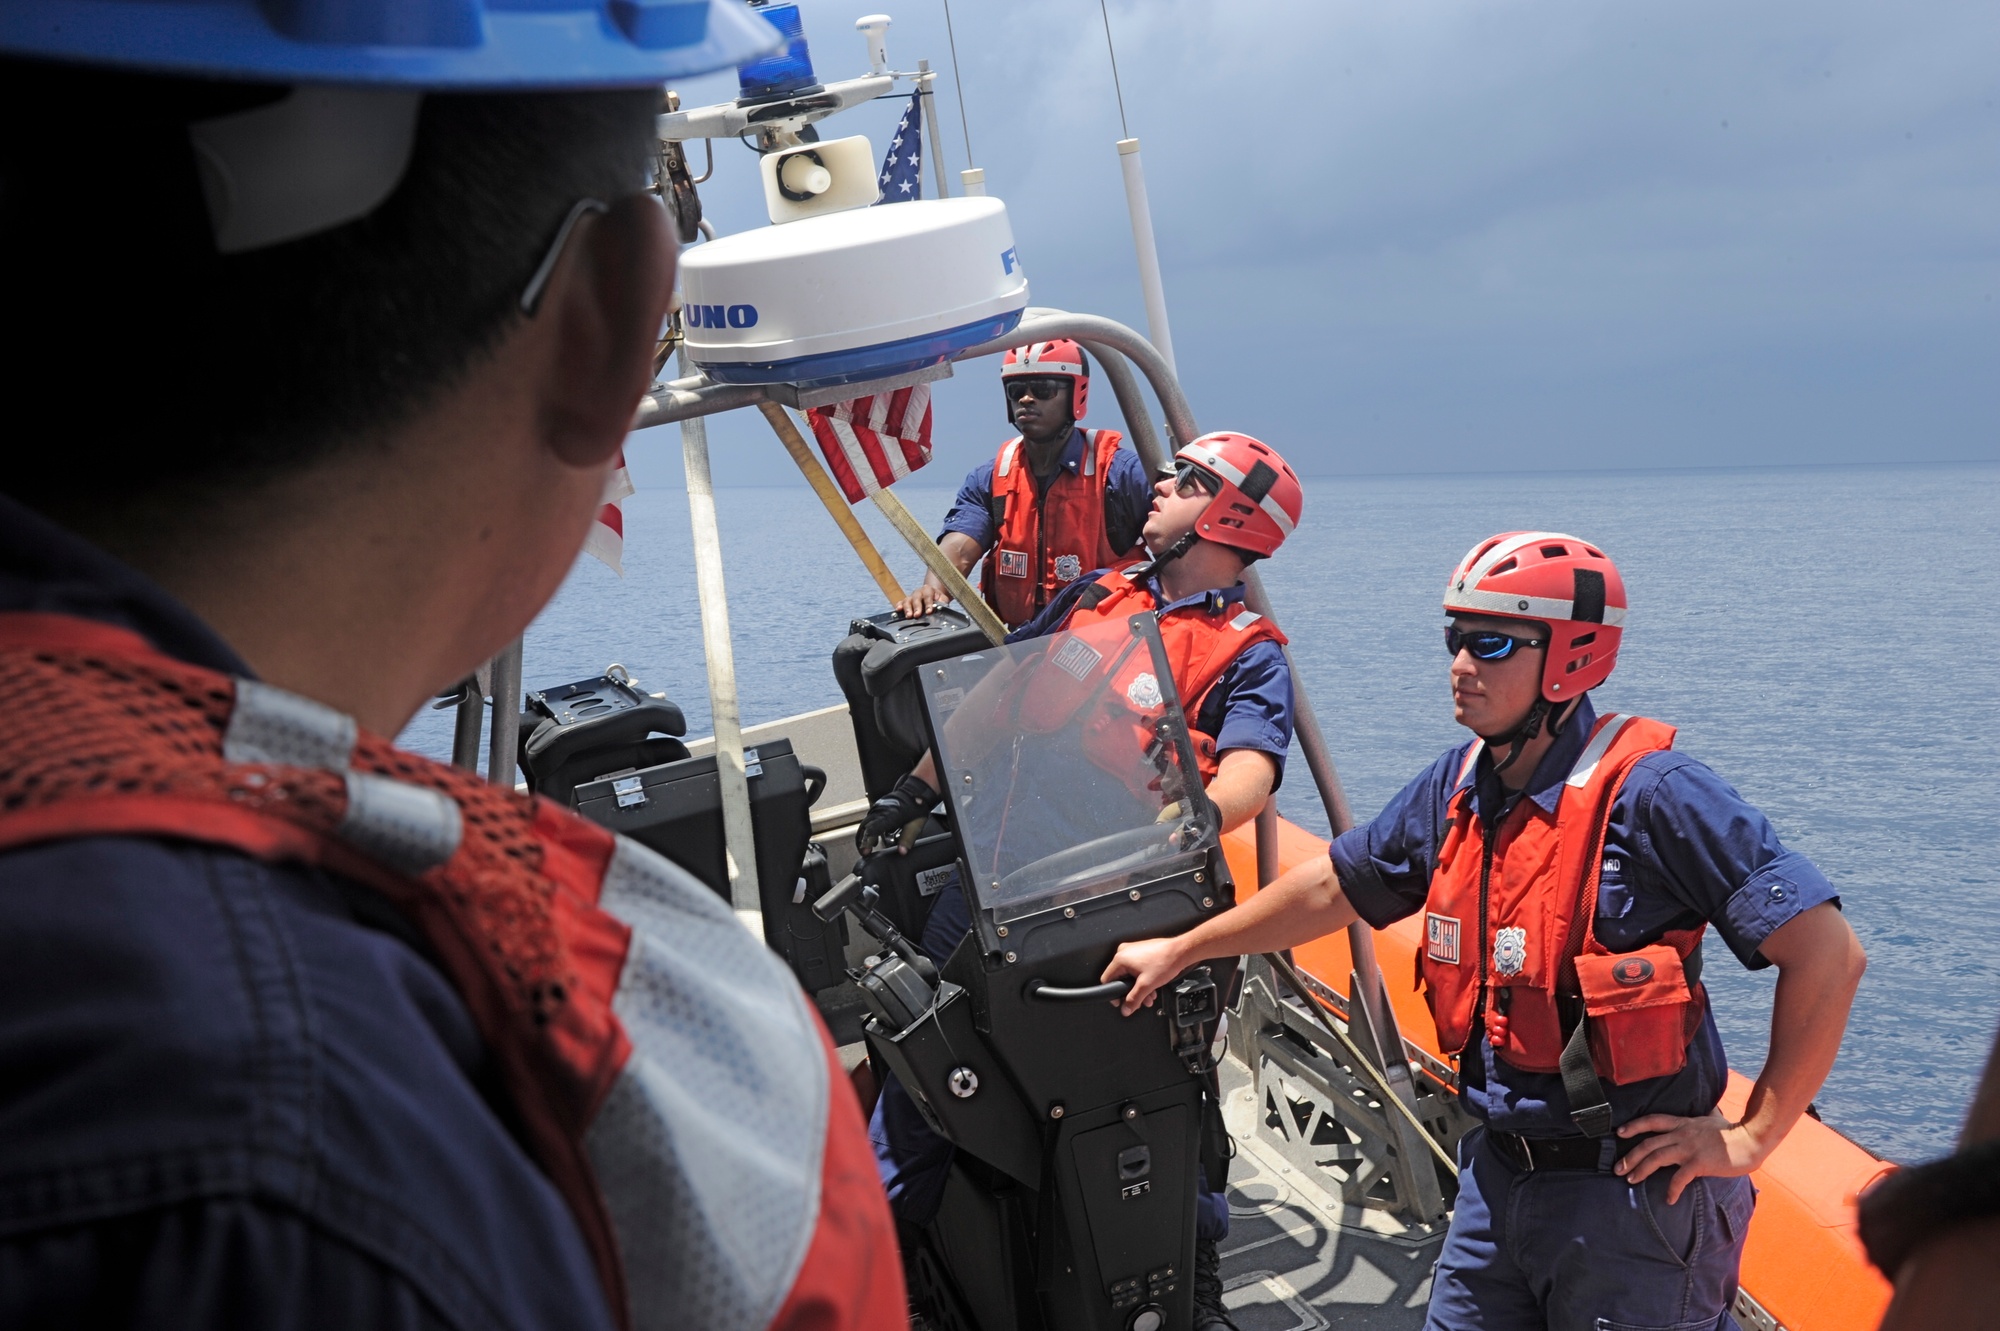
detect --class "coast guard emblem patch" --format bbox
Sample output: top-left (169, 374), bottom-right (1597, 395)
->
top-left (1426, 913), bottom-right (1461, 965)
top-left (1493, 926), bottom-right (1528, 977)
top-left (998, 549), bottom-right (1029, 579)
top-left (1125, 672), bottom-right (1163, 708)
top-left (1054, 554), bottom-right (1083, 582)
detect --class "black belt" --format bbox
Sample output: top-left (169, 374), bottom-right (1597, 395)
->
top-left (1486, 1129), bottom-right (1641, 1173)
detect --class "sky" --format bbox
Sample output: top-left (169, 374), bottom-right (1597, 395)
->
top-left (630, 0), bottom-right (1998, 486)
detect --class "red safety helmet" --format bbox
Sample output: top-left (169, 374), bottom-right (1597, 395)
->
top-left (1174, 432), bottom-right (1302, 559)
top-left (1001, 339), bottom-right (1089, 421)
top-left (1442, 531), bottom-right (1627, 701)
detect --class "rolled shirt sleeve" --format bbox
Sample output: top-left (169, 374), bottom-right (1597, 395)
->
top-left (1329, 748), bottom-right (1469, 930)
top-left (1607, 752), bottom-right (1841, 969)
top-left (1201, 641), bottom-right (1295, 789)
top-left (936, 461), bottom-right (999, 550)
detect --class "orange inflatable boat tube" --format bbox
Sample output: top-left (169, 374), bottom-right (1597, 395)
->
top-left (1220, 818), bottom-right (1893, 1331)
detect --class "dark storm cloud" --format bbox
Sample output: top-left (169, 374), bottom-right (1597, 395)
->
top-left (653, 0), bottom-right (1999, 482)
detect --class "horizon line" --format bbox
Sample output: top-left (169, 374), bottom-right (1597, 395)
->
top-left (649, 454), bottom-right (1999, 489)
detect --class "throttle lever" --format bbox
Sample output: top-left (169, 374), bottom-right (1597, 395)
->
top-left (814, 860), bottom-right (936, 983)
top-left (812, 871), bottom-right (862, 923)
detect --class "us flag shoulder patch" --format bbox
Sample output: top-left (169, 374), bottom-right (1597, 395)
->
top-left (1426, 913), bottom-right (1462, 965)
top-left (1050, 635), bottom-right (1104, 682)
top-left (998, 548), bottom-right (1030, 579)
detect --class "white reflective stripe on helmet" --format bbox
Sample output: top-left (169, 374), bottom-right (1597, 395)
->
top-left (1003, 358), bottom-right (1085, 378)
top-left (1455, 531), bottom-right (1600, 588)
top-left (1565, 714), bottom-right (1633, 789)
top-left (1004, 342), bottom-right (1086, 376)
top-left (1177, 445), bottom-right (1296, 537)
top-left (1443, 587), bottom-right (1628, 627)
top-left (1459, 532), bottom-right (1548, 586)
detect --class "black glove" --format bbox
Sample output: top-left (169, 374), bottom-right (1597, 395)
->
top-left (857, 774), bottom-right (938, 854)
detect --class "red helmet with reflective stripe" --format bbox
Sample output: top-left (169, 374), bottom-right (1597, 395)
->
top-left (1001, 339), bottom-right (1089, 420)
top-left (1174, 432), bottom-right (1302, 558)
top-left (1443, 531), bottom-right (1627, 701)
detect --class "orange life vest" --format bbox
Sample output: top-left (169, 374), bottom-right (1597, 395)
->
top-left (1023, 567), bottom-right (1286, 790)
top-left (0, 612), bottom-right (902, 1331)
top-left (1420, 712), bottom-right (1709, 1085)
top-left (980, 428), bottom-right (1131, 628)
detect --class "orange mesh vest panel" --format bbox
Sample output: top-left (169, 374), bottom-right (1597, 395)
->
top-left (1419, 712), bottom-right (1707, 1075)
top-left (0, 612), bottom-right (901, 1331)
top-left (980, 428), bottom-right (1129, 629)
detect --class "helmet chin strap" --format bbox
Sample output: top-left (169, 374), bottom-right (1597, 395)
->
top-left (1481, 696), bottom-right (1582, 779)
top-left (1128, 530), bottom-right (1200, 584)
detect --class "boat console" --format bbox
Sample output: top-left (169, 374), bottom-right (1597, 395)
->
top-left (822, 612), bottom-right (1238, 1331)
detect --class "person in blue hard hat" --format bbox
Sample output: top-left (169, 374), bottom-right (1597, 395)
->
top-left (0, 6), bottom-right (903, 1330)
top-left (892, 338), bottom-right (1155, 629)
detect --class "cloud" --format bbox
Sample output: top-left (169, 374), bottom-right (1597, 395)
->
top-left (654, 0), bottom-right (1998, 483)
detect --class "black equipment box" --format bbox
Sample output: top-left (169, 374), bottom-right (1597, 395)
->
top-left (516, 671), bottom-right (844, 996)
top-left (572, 739), bottom-right (846, 995)
top-left (518, 672), bottom-right (690, 807)
top-left (833, 607), bottom-right (989, 802)
top-left (832, 608), bottom-right (987, 944)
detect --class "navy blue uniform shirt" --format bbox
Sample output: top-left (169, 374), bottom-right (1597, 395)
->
top-left (1009, 570), bottom-right (1294, 789)
top-left (937, 428), bottom-right (1154, 558)
top-left (0, 496), bottom-right (613, 1331)
top-left (1330, 694), bottom-right (1840, 1138)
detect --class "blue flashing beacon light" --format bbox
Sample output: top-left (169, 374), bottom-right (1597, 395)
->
top-left (735, 2), bottom-right (818, 104)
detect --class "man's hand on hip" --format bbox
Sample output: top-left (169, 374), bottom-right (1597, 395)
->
top-left (1615, 1109), bottom-right (1769, 1204)
top-left (1617, 903), bottom-right (1866, 1205)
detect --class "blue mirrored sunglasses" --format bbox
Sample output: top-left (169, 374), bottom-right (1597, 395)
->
top-left (1445, 625), bottom-right (1545, 661)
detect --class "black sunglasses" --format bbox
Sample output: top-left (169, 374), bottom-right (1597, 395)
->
top-left (1007, 378), bottom-right (1066, 401)
top-left (1171, 463), bottom-right (1219, 498)
top-left (1445, 625), bottom-right (1546, 661)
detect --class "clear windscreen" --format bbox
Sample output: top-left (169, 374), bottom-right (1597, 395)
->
top-left (922, 613), bottom-right (1216, 923)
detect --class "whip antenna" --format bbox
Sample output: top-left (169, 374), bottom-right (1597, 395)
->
top-left (940, 0), bottom-right (976, 174)
top-left (1097, 0), bottom-right (1130, 140)
top-left (1095, 0), bottom-right (1177, 375)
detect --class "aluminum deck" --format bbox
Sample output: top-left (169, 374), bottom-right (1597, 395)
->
top-left (1215, 1052), bottom-right (1443, 1330)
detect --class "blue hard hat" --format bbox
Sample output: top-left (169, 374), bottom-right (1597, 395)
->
top-left (0, 0), bottom-right (784, 86)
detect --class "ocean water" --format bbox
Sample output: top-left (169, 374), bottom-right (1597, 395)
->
top-left (399, 460), bottom-right (2000, 1163)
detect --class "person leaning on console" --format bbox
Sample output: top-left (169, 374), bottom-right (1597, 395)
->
top-left (863, 431), bottom-right (1306, 1331)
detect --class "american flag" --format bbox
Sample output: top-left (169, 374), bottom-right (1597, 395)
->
top-left (875, 92), bottom-right (923, 204)
top-left (807, 385), bottom-right (934, 502)
top-left (581, 448), bottom-right (635, 575)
